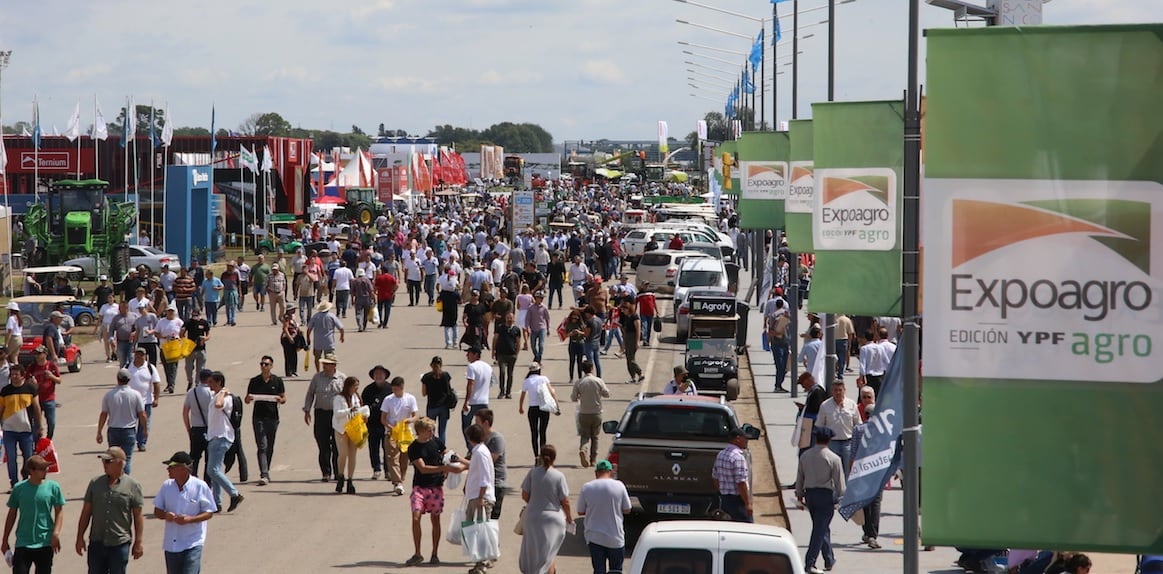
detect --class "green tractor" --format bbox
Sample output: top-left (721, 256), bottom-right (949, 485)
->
top-left (23, 179), bottom-right (137, 282)
top-left (341, 188), bottom-right (384, 226)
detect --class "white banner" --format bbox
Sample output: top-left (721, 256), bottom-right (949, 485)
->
top-left (739, 161), bottom-right (788, 201)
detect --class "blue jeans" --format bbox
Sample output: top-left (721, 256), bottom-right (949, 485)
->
top-left (335, 290), bottom-right (350, 316)
top-left (177, 298), bottom-right (192, 322)
top-left (804, 488), bottom-right (836, 569)
top-left (427, 407), bottom-right (450, 446)
top-left (87, 541), bottom-right (130, 574)
top-left (3, 431), bottom-right (33, 486)
top-left (298, 296), bottom-right (315, 323)
top-left (204, 301), bottom-right (219, 325)
top-left (443, 326), bottom-right (459, 348)
top-left (835, 339), bottom-right (849, 378)
top-left (529, 329), bottom-right (547, 362)
top-left (41, 400), bottom-right (56, 439)
top-left (164, 545), bottom-right (203, 574)
top-left (771, 340), bottom-right (790, 388)
top-left (106, 427), bottom-right (136, 474)
top-left (116, 340), bottom-right (133, 368)
top-left (224, 292), bottom-right (237, 324)
top-left (424, 275), bottom-right (436, 304)
top-left (207, 437), bottom-right (238, 506)
top-left (583, 340), bottom-right (602, 377)
top-left (461, 404), bottom-right (486, 451)
top-left (602, 327), bottom-right (623, 353)
top-left (136, 404), bottom-right (152, 449)
top-left (640, 315), bottom-right (654, 344)
top-left (588, 542), bottom-right (625, 574)
top-left (828, 439), bottom-right (852, 473)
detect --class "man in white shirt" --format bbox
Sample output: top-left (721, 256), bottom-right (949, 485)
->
top-left (857, 329), bottom-right (889, 396)
top-left (205, 371), bottom-right (243, 513)
top-left (816, 380), bottom-right (861, 472)
top-left (460, 347), bottom-right (493, 450)
top-left (403, 252), bottom-right (423, 306)
top-left (577, 459), bottom-right (632, 574)
top-left (489, 256), bottom-right (506, 286)
top-left (127, 347), bottom-right (161, 452)
top-left (153, 451), bottom-right (216, 570)
top-left (379, 377), bottom-right (418, 496)
top-left (331, 262), bottom-right (354, 319)
top-left (461, 422), bottom-right (496, 572)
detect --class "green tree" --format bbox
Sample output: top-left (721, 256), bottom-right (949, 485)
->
top-left (173, 126), bottom-right (210, 136)
top-left (112, 104), bottom-right (165, 136)
top-left (685, 111), bottom-right (730, 149)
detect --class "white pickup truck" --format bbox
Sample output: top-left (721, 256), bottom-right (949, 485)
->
top-left (625, 520), bottom-right (803, 574)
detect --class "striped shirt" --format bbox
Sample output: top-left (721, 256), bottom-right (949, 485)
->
top-left (711, 443), bottom-right (748, 495)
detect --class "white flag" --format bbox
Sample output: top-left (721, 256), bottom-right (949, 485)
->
top-left (657, 120), bottom-right (668, 142)
top-left (125, 98), bottom-right (136, 139)
top-left (52, 125), bottom-right (60, 137)
top-left (697, 119), bottom-right (708, 141)
top-left (64, 102), bottom-right (81, 142)
top-left (239, 144), bottom-right (259, 172)
top-left (0, 136), bottom-right (7, 175)
top-left (94, 99), bottom-right (109, 140)
top-left (20, 126), bottom-right (30, 137)
top-left (261, 145), bottom-right (273, 172)
top-left (160, 110), bottom-right (173, 147)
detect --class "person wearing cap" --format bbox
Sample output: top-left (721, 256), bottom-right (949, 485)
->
top-left (200, 270), bottom-right (223, 327)
top-left (180, 308), bottom-right (211, 392)
top-left (2, 454), bottom-right (65, 572)
top-left (28, 345), bottom-right (61, 439)
top-left (5, 301), bottom-right (22, 364)
top-left (131, 299), bottom-right (160, 366)
top-left (361, 365), bottom-right (393, 480)
top-left (96, 293), bottom-right (119, 363)
top-left (519, 361), bottom-right (560, 458)
top-left (712, 427), bottom-right (754, 523)
top-left (91, 274), bottom-right (114, 307)
top-left (662, 366), bottom-right (697, 396)
top-left (303, 353), bottom-right (344, 482)
top-left (152, 451), bottom-right (216, 571)
top-left (265, 263), bottom-right (287, 327)
top-left (0, 364), bottom-right (46, 486)
top-left (182, 369), bottom-right (215, 479)
top-left (349, 267), bottom-right (375, 333)
top-left (800, 324), bottom-right (825, 373)
top-left (156, 306), bottom-right (184, 394)
top-left (306, 301), bottom-right (344, 373)
top-left (76, 447), bottom-right (146, 569)
top-left (577, 458), bottom-right (632, 574)
top-left (204, 372), bottom-right (244, 513)
top-left (796, 426), bottom-right (845, 574)
top-left (245, 355), bottom-right (286, 487)
top-left (380, 376), bottom-right (418, 495)
top-left (97, 367), bottom-right (147, 474)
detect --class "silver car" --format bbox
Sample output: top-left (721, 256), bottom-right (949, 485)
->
top-left (673, 259), bottom-right (730, 339)
top-left (64, 245), bottom-right (181, 278)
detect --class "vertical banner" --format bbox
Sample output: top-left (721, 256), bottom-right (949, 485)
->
top-left (658, 120), bottom-right (669, 155)
top-left (737, 131), bottom-right (790, 230)
top-left (785, 119), bottom-right (815, 252)
top-left (807, 100), bottom-right (904, 316)
top-left (717, 141), bottom-right (739, 195)
top-left (922, 25), bottom-right (1163, 553)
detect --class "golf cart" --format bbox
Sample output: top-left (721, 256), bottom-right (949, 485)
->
top-left (684, 291), bottom-right (743, 401)
top-left (10, 295), bottom-right (85, 372)
top-left (20, 266), bottom-right (86, 297)
top-left (255, 220), bottom-right (303, 255)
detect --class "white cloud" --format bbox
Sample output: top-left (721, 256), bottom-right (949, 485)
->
top-left (63, 64), bottom-right (112, 84)
top-left (579, 60), bottom-right (625, 85)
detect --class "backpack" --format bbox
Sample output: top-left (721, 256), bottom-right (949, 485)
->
top-left (229, 394), bottom-right (244, 429)
top-left (768, 313), bottom-right (790, 339)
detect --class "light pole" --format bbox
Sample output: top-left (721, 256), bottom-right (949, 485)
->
top-left (676, 18), bottom-right (758, 129)
top-left (0, 49), bottom-right (12, 297)
top-left (674, 0), bottom-right (768, 129)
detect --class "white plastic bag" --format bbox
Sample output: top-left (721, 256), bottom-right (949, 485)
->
top-left (538, 382), bottom-right (559, 415)
top-left (461, 508), bottom-right (501, 562)
top-left (443, 452), bottom-right (464, 490)
top-left (445, 506), bottom-right (466, 546)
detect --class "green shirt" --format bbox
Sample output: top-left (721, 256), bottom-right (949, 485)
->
top-left (251, 263), bottom-right (270, 286)
top-left (83, 474), bottom-right (143, 547)
top-left (6, 479), bottom-right (65, 549)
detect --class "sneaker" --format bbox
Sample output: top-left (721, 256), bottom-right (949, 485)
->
top-left (227, 494), bottom-right (244, 512)
top-left (372, 471), bottom-right (382, 480)
top-left (256, 477), bottom-right (269, 486)
top-left (773, 386), bottom-right (790, 393)
top-left (394, 484), bottom-right (404, 495)
top-left (137, 445), bottom-right (146, 452)
top-left (824, 563), bottom-right (835, 571)
top-left (579, 451), bottom-right (590, 468)
top-left (405, 554), bottom-right (424, 567)
top-left (429, 555), bottom-right (441, 566)
top-left (868, 538), bottom-right (882, 549)
top-left (861, 535), bottom-right (870, 544)
top-left (807, 568), bottom-right (825, 574)
top-left (321, 475), bottom-right (331, 483)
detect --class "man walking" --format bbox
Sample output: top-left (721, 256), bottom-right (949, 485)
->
top-left (618, 300), bottom-right (643, 384)
top-left (76, 448), bottom-right (145, 573)
top-left (182, 369), bottom-right (214, 479)
top-left (796, 427), bottom-right (846, 574)
top-left (246, 356), bottom-right (286, 486)
top-left (490, 312), bottom-right (521, 399)
top-left (577, 460), bottom-right (631, 574)
top-left (303, 353), bottom-right (344, 482)
top-left (97, 369), bottom-right (147, 474)
top-left (525, 291), bottom-right (550, 363)
top-left (2, 455), bottom-right (65, 573)
top-left (204, 372), bottom-right (243, 513)
top-left (181, 309), bottom-right (211, 391)
top-left (816, 380), bottom-right (861, 471)
top-left (374, 263), bottom-right (398, 329)
top-left (266, 265), bottom-right (287, 327)
top-left (766, 298), bottom-right (791, 392)
top-left (380, 377), bottom-right (418, 496)
top-left (350, 268), bottom-right (374, 332)
top-left (306, 302), bottom-right (344, 373)
top-left (152, 452), bottom-right (216, 573)
top-left (251, 255), bottom-right (269, 312)
top-left (570, 359), bottom-right (609, 468)
top-left (460, 347), bottom-right (492, 450)
top-left (472, 409), bottom-right (507, 520)
top-left (361, 366), bottom-right (393, 480)
top-left (711, 428), bottom-right (754, 523)
top-left (126, 347), bottom-right (161, 453)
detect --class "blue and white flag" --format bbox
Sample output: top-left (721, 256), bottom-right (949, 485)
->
top-left (748, 29), bottom-right (764, 71)
top-left (838, 334), bottom-right (906, 520)
top-left (743, 69), bottom-right (755, 94)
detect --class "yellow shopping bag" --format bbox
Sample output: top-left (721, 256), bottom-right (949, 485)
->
top-left (392, 420), bottom-right (415, 451)
top-left (345, 414), bottom-right (369, 449)
top-left (435, 299), bottom-right (444, 313)
top-left (303, 350), bottom-right (310, 371)
top-left (161, 338), bottom-right (196, 362)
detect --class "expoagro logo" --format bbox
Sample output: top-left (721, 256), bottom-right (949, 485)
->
top-left (950, 198), bottom-right (1152, 322)
top-left (786, 162), bottom-right (815, 213)
top-left (813, 167), bottom-right (897, 251)
top-left (741, 161), bottom-right (787, 200)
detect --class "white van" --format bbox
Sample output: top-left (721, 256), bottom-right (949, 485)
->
top-left (626, 520), bottom-right (803, 574)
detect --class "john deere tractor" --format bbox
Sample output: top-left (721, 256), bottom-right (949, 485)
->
top-left (23, 179), bottom-right (137, 282)
top-left (342, 187), bottom-right (384, 226)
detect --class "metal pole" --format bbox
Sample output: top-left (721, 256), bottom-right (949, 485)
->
top-left (759, 26), bottom-right (765, 130)
top-left (0, 50), bottom-right (11, 298)
top-left (771, 3), bottom-right (777, 128)
top-left (828, 0), bottom-right (836, 101)
top-left (902, 0), bottom-right (923, 571)
top-left (792, 0), bottom-right (799, 119)
top-left (789, 245), bottom-right (799, 398)
top-left (822, 0), bottom-right (838, 408)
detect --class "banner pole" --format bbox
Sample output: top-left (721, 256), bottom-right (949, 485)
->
top-left (902, 0), bottom-right (923, 572)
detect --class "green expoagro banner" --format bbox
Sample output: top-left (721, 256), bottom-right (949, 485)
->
top-left (785, 120), bottom-right (815, 252)
top-left (922, 24), bottom-right (1163, 553)
top-left (737, 131), bottom-right (790, 229)
top-left (807, 100), bottom-right (904, 316)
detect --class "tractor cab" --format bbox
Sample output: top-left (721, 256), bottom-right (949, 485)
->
top-left (46, 180), bottom-right (110, 254)
top-left (343, 188), bottom-right (382, 225)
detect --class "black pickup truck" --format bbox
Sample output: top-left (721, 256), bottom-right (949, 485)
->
top-left (602, 394), bottom-right (760, 521)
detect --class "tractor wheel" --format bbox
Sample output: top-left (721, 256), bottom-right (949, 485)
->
top-left (109, 244), bottom-right (132, 283)
top-left (359, 207), bottom-right (373, 225)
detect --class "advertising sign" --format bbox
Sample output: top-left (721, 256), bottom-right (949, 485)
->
top-left (513, 190), bottom-right (535, 230)
top-left (922, 24), bottom-right (1163, 553)
top-left (5, 149), bottom-right (96, 174)
top-left (812, 167), bottom-right (897, 251)
top-left (740, 161), bottom-right (788, 201)
top-left (736, 131), bottom-right (789, 229)
top-left (785, 120), bottom-right (815, 252)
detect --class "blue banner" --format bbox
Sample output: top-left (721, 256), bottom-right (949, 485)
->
top-left (838, 334), bottom-right (905, 520)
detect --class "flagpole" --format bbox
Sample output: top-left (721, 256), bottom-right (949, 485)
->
top-left (93, 95), bottom-right (100, 180)
top-left (239, 145), bottom-right (245, 253)
top-left (162, 101), bottom-right (169, 252)
top-left (33, 97), bottom-right (38, 200)
top-left (0, 50), bottom-right (10, 298)
top-left (149, 100), bottom-right (155, 244)
top-left (123, 97), bottom-right (129, 201)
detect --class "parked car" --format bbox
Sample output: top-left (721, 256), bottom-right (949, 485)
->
top-left (65, 245), bottom-right (180, 277)
top-left (622, 227), bottom-right (722, 267)
top-left (635, 250), bottom-right (710, 295)
top-left (683, 241), bottom-right (726, 262)
top-left (602, 394), bottom-right (760, 521)
top-left (674, 259), bottom-right (730, 337)
top-left (9, 295), bottom-right (85, 372)
top-left (627, 520), bottom-right (802, 574)
top-left (656, 221), bottom-right (736, 260)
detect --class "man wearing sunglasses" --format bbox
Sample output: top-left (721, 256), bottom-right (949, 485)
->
top-left (246, 357), bottom-right (286, 486)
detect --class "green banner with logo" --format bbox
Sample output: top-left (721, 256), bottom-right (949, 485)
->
top-left (785, 120), bottom-right (814, 252)
top-left (807, 100), bottom-right (903, 316)
top-left (922, 25), bottom-right (1163, 553)
top-left (736, 131), bottom-right (790, 229)
top-left (717, 140), bottom-right (739, 197)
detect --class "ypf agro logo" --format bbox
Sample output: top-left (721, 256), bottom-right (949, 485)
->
top-left (786, 162), bottom-right (814, 213)
top-left (813, 167), bottom-right (897, 251)
top-left (740, 161), bottom-right (787, 200)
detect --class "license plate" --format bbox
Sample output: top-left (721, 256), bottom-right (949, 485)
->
top-left (702, 368), bottom-right (719, 374)
top-left (658, 503), bottom-right (691, 514)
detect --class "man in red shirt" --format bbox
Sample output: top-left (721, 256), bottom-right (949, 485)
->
top-left (636, 283), bottom-right (658, 347)
top-left (374, 269), bottom-right (399, 329)
top-left (27, 345), bottom-right (61, 439)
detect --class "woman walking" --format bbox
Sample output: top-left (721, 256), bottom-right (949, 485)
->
top-left (564, 309), bottom-right (586, 383)
top-left (518, 362), bottom-right (560, 457)
top-left (331, 376), bottom-right (364, 494)
top-left (515, 284), bottom-right (533, 351)
top-left (519, 445), bottom-right (573, 574)
top-left (420, 356), bottom-right (454, 444)
top-left (438, 285), bottom-right (461, 350)
top-left (279, 309), bottom-right (302, 378)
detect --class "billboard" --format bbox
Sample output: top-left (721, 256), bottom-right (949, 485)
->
top-left (785, 120), bottom-right (814, 252)
top-left (922, 24), bottom-right (1163, 553)
top-left (737, 131), bottom-right (789, 229)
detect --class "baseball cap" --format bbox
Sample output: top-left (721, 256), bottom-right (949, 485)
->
top-left (595, 460), bottom-right (614, 471)
top-left (728, 427), bottom-right (753, 440)
top-left (319, 353), bottom-right (339, 365)
top-left (163, 451), bottom-right (195, 467)
top-left (134, 346), bottom-right (148, 355)
top-left (34, 345), bottom-right (47, 354)
top-left (49, 311), bottom-right (65, 319)
top-left (98, 447), bottom-right (127, 462)
top-left (99, 275), bottom-right (108, 281)
top-left (271, 264), bottom-right (280, 270)
top-left (528, 361), bottom-right (541, 371)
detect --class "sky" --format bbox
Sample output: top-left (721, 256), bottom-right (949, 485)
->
top-left (1, 0), bottom-right (1160, 143)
